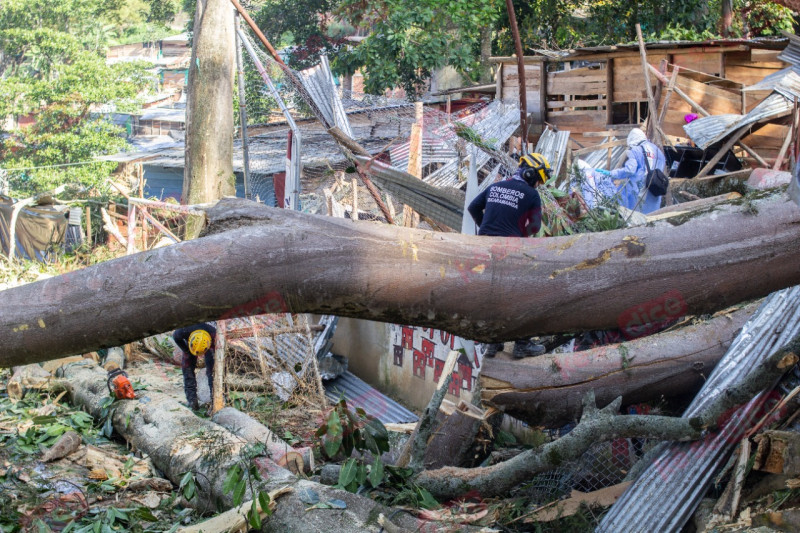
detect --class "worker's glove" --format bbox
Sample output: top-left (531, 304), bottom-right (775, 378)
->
top-left (594, 168), bottom-right (611, 176)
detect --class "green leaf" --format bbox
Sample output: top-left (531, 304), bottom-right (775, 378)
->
top-left (131, 507), bottom-right (158, 522)
top-left (248, 504), bottom-right (262, 529)
top-left (233, 479), bottom-right (246, 507)
top-left (258, 490), bottom-right (272, 517)
top-left (369, 457), bottom-right (384, 488)
top-left (337, 458), bottom-right (358, 489)
top-left (223, 464), bottom-right (242, 495)
top-left (356, 462), bottom-right (367, 485)
top-left (416, 487), bottom-right (440, 510)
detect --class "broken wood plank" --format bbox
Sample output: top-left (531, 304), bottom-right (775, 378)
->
top-left (524, 482), bottom-right (631, 523)
top-left (176, 487), bottom-right (292, 533)
top-left (3, 194), bottom-right (800, 367)
top-left (753, 430), bottom-right (800, 476)
top-left (646, 192), bottom-right (742, 219)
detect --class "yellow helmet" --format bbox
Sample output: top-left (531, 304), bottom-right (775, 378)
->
top-left (188, 329), bottom-right (212, 356)
top-left (519, 153), bottom-right (552, 185)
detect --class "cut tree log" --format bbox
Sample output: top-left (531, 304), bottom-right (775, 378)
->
top-left (41, 430), bottom-right (82, 462)
top-left (211, 407), bottom-right (314, 474)
top-left (480, 304), bottom-right (757, 428)
top-left (7, 364), bottom-right (67, 399)
top-left (3, 193), bottom-right (800, 367)
top-left (58, 360), bottom-right (435, 532)
top-left (422, 399), bottom-right (486, 470)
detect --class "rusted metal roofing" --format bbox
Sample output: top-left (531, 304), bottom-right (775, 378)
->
top-left (598, 285), bottom-right (800, 533)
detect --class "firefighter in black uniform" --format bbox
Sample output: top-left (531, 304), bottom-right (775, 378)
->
top-left (173, 323), bottom-right (217, 410)
top-left (468, 153), bottom-right (551, 359)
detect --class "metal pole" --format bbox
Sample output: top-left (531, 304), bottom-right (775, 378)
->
top-left (234, 13), bottom-right (252, 199)
top-left (505, 0), bottom-right (528, 153)
top-left (237, 27), bottom-right (303, 211)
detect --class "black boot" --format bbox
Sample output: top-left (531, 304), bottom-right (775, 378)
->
top-left (512, 340), bottom-right (546, 359)
top-left (484, 343), bottom-right (503, 358)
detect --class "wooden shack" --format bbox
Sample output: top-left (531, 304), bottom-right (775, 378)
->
top-left (493, 38), bottom-right (789, 161)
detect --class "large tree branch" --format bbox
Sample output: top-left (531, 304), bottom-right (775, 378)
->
top-left (481, 303), bottom-right (757, 428)
top-left (415, 335), bottom-right (800, 500)
top-left (2, 193), bottom-right (800, 367)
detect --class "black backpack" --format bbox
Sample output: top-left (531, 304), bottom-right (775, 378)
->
top-left (642, 145), bottom-right (669, 197)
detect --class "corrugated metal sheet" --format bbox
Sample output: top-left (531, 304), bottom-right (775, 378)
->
top-left (743, 67), bottom-right (800, 99)
top-left (325, 371), bottom-right (419, 424)
top-left (534, 127), bottom-right (571, 177)
top-left (423, 101), bottom-right (520, 189)
top-left (684, 92), bottom-right (792, 149)
top-left (682, 113), bottom-right (744, 150)
top-left (354, 155), bottom-right (465, 229)
top-left (577, 141), bottom-right (629, 171)
top-left (599, 285), bottom-right (800, 533)
top-left (777, 33), bottom-right (800, 67)
top-left (296, 57), bottom-right (354, 138)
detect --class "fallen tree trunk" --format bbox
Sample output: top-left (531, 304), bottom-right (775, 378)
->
top-left (3, 193), bottom-right (800, 367)
top-left (481, 304), bottom-right (757, 428)
top-left (416, 333), bottom-right (800, 500)
top-left (59, 361), bottom-right (433, 532)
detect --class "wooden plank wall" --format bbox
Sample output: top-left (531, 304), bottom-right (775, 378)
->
top-left (613, 55), bottom-right (666, 101)
top-left (500, 63), bottom-right (542, 128)
top-left (498, 46), bottom-right (789, 151)
top-left (547, 65), bottom-right (608, 147)
top-left (660, 74), bottom-right (742, 138)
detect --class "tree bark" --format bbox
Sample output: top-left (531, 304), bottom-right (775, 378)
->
top-left (415, 336), bottom-right (800, 500)
top-left (481, 304), bottom-right (758, 428)
top-left (2, 193), bottom-right (800, 367)
top-left (184, 0), bottom-right (236, 238)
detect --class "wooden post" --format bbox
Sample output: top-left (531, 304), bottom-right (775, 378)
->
top-left (505, 0), bottom-right (528, 145)
top-left (540, 61), bottom-right (548, 132)
top-left (85, 206), bottom-right (92, 245)
top-left (351, 178), bottom-right (358, 221)
top-left (636, 24), bottom-right (659, 144)
top-left (657, 67), bottom-right (679, 128)
top-left (696, 125), bottom-right (752, 178)
top-left (212, 321), bottom-right (226, 414)
top-left (606, 59), bottom-right (615, 127)
top-left (403, 102), bottom-right (423, 227)
top-left (126, 203), bottom-right (137, 255)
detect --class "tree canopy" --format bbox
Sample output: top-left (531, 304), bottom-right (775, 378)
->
top-left (0, 0), bottom-right (160, 197)
top-left (252, 0), bottom-right (797, 96)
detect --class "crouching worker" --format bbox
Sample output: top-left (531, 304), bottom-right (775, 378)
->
top-left (173, 323), bottom-right (216, 410)
top-left (468, 153), bottom-right (549, 359)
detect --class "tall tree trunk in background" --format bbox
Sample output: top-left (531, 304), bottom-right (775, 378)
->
top-left (184, 0), bottom-right (236, 238)
top-left (479, 27), bottom-right (493, 84)
top-left (721, 0), bottom-right (733, 37)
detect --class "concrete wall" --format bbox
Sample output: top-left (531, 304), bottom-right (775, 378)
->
top-left (332, 318), bottom-right (484, 412)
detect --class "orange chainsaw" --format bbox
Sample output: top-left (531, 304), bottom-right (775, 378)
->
top-left (107, 368), bottom-right (136, 400)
